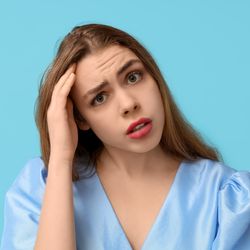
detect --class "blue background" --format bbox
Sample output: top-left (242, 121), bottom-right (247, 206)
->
top-left (0, 0), bottom-right (249, 236)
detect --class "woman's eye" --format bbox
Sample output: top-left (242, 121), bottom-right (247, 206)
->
top-left (127, 71), bottom-right (142, 84)
top-left (90, 71), bottom-right (143, 106)
top-left (91, 92), bottom-right (107, 106)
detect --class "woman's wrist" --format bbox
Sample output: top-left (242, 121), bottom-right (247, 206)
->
top-left (49, 151), bottom-right (74, 166)
top-left (48, 154), bottom-right (74, 176)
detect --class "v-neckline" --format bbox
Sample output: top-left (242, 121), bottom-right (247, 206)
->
top-left (94, 160), bottom-right (186, 250)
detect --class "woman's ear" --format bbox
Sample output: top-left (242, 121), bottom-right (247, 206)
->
top-left (72, 104), bottom-right (91, 131)
top-left (76, 119), bottom-right (91, 131)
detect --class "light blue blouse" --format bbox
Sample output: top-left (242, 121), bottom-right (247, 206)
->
top-left (1, 156), bottom-right (250, 250)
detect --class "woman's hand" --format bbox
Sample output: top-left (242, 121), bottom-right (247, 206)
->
top-left (35, 65), bottom-right (78, 248)
top-left (47, 64), bottom-right (78, 164)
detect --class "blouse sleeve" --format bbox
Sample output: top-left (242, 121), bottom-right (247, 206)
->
top-left (212, 170), bottom-right (250, 250)
top-left (0, 157), bottom-right (47, 250)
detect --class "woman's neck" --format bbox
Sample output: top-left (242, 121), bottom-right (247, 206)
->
top-left (96, 145), bottom-right (182, 180)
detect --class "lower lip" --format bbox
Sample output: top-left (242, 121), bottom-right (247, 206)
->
top-left (127, 122), bottom-right (153, 139)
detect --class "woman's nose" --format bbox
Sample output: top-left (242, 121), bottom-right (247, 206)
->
top-left (118, 91), bottom-right (140, 116)
top-left (122, 102), bottom-right (139, 116)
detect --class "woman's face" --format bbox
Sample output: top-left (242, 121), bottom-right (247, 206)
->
top-left (70, 45), bottom-right (165, 153)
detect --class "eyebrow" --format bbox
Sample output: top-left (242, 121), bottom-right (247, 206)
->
top-left (83, 59), bottom-right (142, 98)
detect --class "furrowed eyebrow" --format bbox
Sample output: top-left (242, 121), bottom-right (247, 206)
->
top-left (83, 59), bottom-right (142, 98)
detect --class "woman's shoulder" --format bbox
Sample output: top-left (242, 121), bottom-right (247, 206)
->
top-left (7, 154), bottom-right (95, 194)
top-left (183, 158), bottom-right (250, 189)
top-left (7, 156), bottom-right (48, 197)
top-left (192, 159), bottom-right (250, 248)
top-left (1, 157), bottom-right (49, 249)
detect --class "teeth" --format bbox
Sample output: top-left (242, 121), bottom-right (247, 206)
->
top-left (132, 123), bottom-right (146, 132)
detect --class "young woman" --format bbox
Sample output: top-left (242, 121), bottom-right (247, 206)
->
top-left (1, 23), bottom-right (249, 250)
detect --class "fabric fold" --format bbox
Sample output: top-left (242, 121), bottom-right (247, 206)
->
top-left (212, 171), bottom-right (250, 250)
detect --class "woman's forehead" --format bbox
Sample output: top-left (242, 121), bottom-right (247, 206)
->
top-left (76, 46), bottom-right (141, 80)
top-left (80, 45), bottom-right (138, 67)
top-left (73, 46), bottom-right (143, 97)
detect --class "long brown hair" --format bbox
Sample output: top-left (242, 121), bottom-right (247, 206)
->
top-left (35, 23), bottom-right (223, 182)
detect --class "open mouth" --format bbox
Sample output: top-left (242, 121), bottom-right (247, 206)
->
top-left (128, 121), bottom-right (151, 134)
top-left (127, 121), bottom-right (153, 139)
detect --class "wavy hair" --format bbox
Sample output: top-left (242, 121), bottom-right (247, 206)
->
top-left (35, 23), bottom-right (223, 182)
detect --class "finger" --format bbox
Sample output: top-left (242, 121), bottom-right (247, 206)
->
top-left (60, 72), bottom-right (76, 95)
top-left (51, 64), bottom-right (76, 101)
top-left (56, 63), bottom-right (76, 89)
top-left (55, 73), bottom-right (76, 108)
top-left (55, 64), bottom-right (76, 91)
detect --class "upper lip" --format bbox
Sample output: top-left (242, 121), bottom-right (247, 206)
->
top-left (126, 117), bottom-right (152, 134)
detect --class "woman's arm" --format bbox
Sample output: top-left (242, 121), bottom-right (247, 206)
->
top-left (34, 63), bottom-right (78, 249)
top-left (34, 157), bottom-right (76, 250)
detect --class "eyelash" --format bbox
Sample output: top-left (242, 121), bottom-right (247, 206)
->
top-left (90, 70), bottom-right (143, 106)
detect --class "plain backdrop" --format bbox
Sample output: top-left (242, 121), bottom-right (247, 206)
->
top-left (0, 0), bottom-right (249, 236)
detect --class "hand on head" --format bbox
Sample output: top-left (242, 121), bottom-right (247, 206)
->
top-left (47, 63), bottom-right (78, 165)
